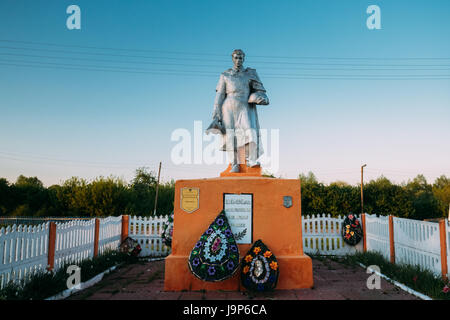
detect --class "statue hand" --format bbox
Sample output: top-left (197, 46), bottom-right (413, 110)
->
top-left (248, 92), bottom-right (269, 105)
top-left (212, 109), bottom-right (222, 121)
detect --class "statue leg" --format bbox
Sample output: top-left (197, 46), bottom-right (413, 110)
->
top-left (225, 129), bottom-right (239, 172)
top-left (230, 135), bottom-right (240, 172)
top-left (246, 142), bottom-right (260, 167)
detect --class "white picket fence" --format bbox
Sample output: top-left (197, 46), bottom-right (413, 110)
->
top-left (304, 213), bottom-right (450, 278)
top-left (99, 216), bottom-right (122, 255)
top-left (54, 219), bottom-right (96, 270)
top-left (393, 217), bottom-right (442, 275)
top-left (0, 217), bottom-right (122, 289)
top-left (302, 214), bottom-right (363, 256)
top-left (1, 213), bottom-right (449, 290)
top-left (0, 223), bottom-right (49, 289)
top-left (128, 215), bottom-right (170, 257)
top-left (365, 213), bottom-right (390, 261)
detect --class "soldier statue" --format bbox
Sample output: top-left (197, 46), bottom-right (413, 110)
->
top-left (206, 49), bottom-right (269, 173)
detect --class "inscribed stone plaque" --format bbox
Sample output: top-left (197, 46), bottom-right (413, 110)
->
top-left (224, 194), bottom-right (252, 244)
top-left (180, 187), bottom-right (199, 213)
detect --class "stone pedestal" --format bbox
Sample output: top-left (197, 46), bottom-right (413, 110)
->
top-left (164, 176), bottom-right (314, 291)
top-left (220, 146), bottom-right (262, 177)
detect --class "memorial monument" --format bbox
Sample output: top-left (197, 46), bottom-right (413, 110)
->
top-left (206, 49), bottom-right (268, 175)
top-left (164, 50), bottom-right (313, 291)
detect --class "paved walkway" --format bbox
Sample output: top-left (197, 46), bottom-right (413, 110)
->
top-left (68, 257), bottom-right (418, 300)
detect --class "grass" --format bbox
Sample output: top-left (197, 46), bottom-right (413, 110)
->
top-left (0, 250), bottom-right (136, 300)
top-left (325, 251), bottom-right (450, 300)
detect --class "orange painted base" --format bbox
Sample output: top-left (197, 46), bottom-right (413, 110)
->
top-left (165, 254), bottom-right (313, 291)
top-left (220, 164), bottom-right (262, 177)
top-left (219, 147), bottom-right (262, 177)
top-left (164, 176), bottom-right (314, 291)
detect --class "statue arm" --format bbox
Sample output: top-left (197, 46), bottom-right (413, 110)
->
top-left (213, 74), bottom-right (226, 120)
top-left (249, 70), bottom-right (269, 105)
top-left (250, 69), bottom-right (266, 93)
top-left (213, 93), bottom-right (225, 120)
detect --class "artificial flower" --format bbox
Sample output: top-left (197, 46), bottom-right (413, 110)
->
top-left (270, 261), bottom-right (278, 270)
top-left (192, 257), bottom-right (200, 267)
top-left (207, 266), bottom-right (216, 276)
top-left (195, 241), bottom-right (203, 248)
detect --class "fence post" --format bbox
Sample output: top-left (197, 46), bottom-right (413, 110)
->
top-left (121, 215), bottom-right (129, 243)
top-left (362, 213), bottom-right (367, 252)
top-left (389, 215), bottom-right (395, 264)
top-left (47, 222), bottom-right (56, 271)
top-left (94, 218), bottom-right (100, 257)
top-left (439, 219), bottom-right (448, 281)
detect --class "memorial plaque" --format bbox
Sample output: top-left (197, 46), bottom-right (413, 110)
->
top-left (180, 187), bottom-right (199, 213)
top-left (224, 194), bottom-right (252, 244)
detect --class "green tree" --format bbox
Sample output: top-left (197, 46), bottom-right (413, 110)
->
top-left (405, 175), bottom-right (440, 220)
top-left (364, 176), bottom-right (413, 217)
top-left (127, 167), bottom-right (157, 216)
top-left (0, 178), bottom-right (11, 215)
top-left (89, 176), bottom-right (129, 217)
top-left (11, 175), bottom-right (48, 216)
top-left (299, 171), bottom-right (318, 184)
top-left (59, 177), bottom-right (91, 216)
top-left (299, 172), bottom-right (327, 216)
top-left (432, 175), bottom-right (450, 218)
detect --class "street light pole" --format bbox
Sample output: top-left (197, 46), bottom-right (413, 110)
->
top-left (361, 164), bottom-right (367, 214)
top-left (153, 162), bottom-right (162, 216)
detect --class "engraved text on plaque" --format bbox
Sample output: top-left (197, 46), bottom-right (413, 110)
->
top-left (224, 194), bottom-right (252, 244)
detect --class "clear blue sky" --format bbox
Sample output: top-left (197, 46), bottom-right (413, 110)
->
top-left (0, 0), bottom-right (449, 186)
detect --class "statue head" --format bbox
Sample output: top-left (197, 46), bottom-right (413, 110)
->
top-left (231, 49), bottom-right (245, 69)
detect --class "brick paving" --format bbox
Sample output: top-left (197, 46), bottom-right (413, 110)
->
top-left (67, 257), bottom-right (418, 300)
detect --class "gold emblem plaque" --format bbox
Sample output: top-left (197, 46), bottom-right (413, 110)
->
top-left (180, 187), bottom-right (200, 213)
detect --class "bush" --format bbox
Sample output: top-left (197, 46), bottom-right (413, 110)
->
top-left (0, 250), bottom-right (130, 300)
top-left (332, 251), bottom-right (450, 300)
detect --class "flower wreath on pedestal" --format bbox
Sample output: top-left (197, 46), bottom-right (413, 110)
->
top-left (187, 211), bottom-right (240, 282)
top-left (342, 214), bottom-right (363, 246)
top-left (241, 239), bottom-right (279, 291)
top-left (161, 212), bottom-right (174, 247)
top-left (119, 236), bottom-right (142, 257)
